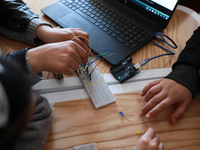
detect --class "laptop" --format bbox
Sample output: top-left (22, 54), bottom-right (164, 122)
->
top-left (42, 0), bottom-right (179, 66)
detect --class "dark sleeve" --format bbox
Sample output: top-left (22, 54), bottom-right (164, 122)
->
top-left (165, 63), bottom-right (199, 99)
top-left (164, 26), bottom-right (200, 99)
top-left (174, 26), bottom-right (200, 68)
top-left (0, 0), bottom-right (38, 32)
top-left (2, 48), bottom-right (29, 73)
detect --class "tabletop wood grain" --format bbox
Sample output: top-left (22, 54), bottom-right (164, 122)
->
top-left (43, 92), bottom-right (200, 150)
top-left (1, 0), bottom-right (200, 149)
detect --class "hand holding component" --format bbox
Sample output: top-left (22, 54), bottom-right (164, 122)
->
top-left (133, 128), bottom-right (163, 150)
top-left (27, 41), bottom-right (88, 75)
top-left (140, 78), bottom-right (192, 123)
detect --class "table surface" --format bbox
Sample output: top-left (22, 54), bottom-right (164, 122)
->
top-left (1, 0), bottom-right (200, 149)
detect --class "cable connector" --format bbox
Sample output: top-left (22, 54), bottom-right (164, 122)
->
top-left (155, 34), bottom-right (165, 42)
top-left (134, 59), bottom-right (149, 69)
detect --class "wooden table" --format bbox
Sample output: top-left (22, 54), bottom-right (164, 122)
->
top-left (1, 1), bottom-right (200, 149)
top-left (1, 0), bottom-right (199, 79)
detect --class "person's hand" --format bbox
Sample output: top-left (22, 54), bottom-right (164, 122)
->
top-left (27, 41), bottom-right (89, 75)
top-left (133, 128), bottom-right (163, 150)
top-left (36, 25), bottom-right (89, 51)
top-left (140, 78), bottom-right (192, 123)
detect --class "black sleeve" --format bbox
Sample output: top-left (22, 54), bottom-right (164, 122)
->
top-left (164, 26), bottom-right (200, 99)
top-left (2, 48), bottom-right (29, 73)
top-left (173, 26), bottom-right (200, 69)
top-left (0, 0), bottom-right (38, 32)
top-left (165, 63), bottom-right (199, 99)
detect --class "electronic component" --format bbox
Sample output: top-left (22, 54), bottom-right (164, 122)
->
top-left (136, 131), bottom-right (141, 135)
top-left (110, 58), bottom-right (140, 83)
top-left (74, 143), bottom-right (97, 150)
top-left (55, 73), bottom-right (63, 80)
top-left (77, 61), bottom-right (116, 109)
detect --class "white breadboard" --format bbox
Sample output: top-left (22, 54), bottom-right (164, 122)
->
top-left (77, 62), bottom-right (116, 109)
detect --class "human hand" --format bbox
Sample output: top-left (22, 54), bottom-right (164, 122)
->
top-left (133, 128), bottom-right (163, 150)
top-left (140, 78), bottom-right (192, 123)
top-left (36, 25), bottom-right (90, 52)
top-left (27, 41), bottom-right (88, 75)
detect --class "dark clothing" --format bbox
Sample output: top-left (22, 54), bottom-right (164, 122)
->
top-left (165, 27), bottom-right (200, 99)
top-left (0, 0), bottom-right (53, 150)
top-left (2, 48), bottom-right (29, 73)
top-left (0, 0), bottom-right (38, 32)
top-left (0, 0), bottom-right (52, 45)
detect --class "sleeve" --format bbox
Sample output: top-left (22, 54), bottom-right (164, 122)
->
top-left (165, 63), bottom-right (199, 99)
top-left (173, 26), bottom-right (200, 68)
top-left (0, 0), bottom-right (53, 45)
top-left (26, 53), bottom-right (44, 86)
top-left (164, 26), bottom-right (200, 99)
top-left (14, 93), bottom-right (53, 150)
top-left (2, 48), bottom-right (44, 86)
top-left (0, 0), bottom-right (38, 32)
top-left (0, 18), bottom-right (53, 45)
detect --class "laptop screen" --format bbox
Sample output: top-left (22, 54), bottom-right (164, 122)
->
top-left (117, 0), bottom-right (179, 28)
top-left (131, 0), bottom-right (178, 20)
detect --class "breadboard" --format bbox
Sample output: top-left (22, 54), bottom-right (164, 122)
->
top-left (77, 62), bottom-right (116, 109)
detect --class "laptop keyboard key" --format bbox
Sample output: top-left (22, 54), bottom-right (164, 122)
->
top-left (62, 0), bottom-right (150, 51)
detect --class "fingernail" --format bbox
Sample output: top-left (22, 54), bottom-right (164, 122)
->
top-left (140, 91), bottom-right (143, 96)
top-left (146, 113), bottom-right (151, 118)
top-left (139, 111), bottom-right (143, 116)
top-left (173, 118), bottom-right (177, 123)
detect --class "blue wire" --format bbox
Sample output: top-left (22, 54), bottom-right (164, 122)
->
top-left (147, 32), bottom-right (176, 61)
top-left (88, 57), bottom-right (101, 66)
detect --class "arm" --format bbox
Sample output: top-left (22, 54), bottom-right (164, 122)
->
top-left (1, 48), bottom-right (44, 86)
top-left (0, 0), bottom-right (90, 46)
top-left (2, 39), bottom-right (89, 85)
top-left (0, 0), bottom-right (38, 32)
top-left (0, 0), bottom-right (53, 45)
top-left (140, 26), bottom-right (200, 123)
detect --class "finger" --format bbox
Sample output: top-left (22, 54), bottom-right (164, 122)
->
top-left (71, 50), bottom-right (83, 65)
top-left (70, 58), bottom-right (81, 70)
top-left (139, 92), bottom-right (167, 116)
top-left (67, 40), bottom-right (88, 65)
top-left (144, 84), bottom-right (163, 103)
top-left (170, 102), bottom-right (189, 123)
top-left (67, 45), bottom-right (85, 65)
top-left (158, 142), bottom-right (164, 150)
top-left (152, 135), bottom-right (160, 146)
top-left (76, 28), bottom-right (83, 31)
top-left (73, 29), bottom-right (89, 45)
top-left (141, 79), bottom-right (161, 96)
top-left (143, 128), bottom-right (155, 139)
top-left (145, 97), bottom-right (172, 119)
top-left (71, 37), bottom-right (90, 54)
top-left (62, 58), bottom-right (80, 75)
top-left (62, 67), bottom-right (75, 76)
top-left (76, 46), bottom-right (89, 65)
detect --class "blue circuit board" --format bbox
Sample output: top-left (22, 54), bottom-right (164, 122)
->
top-left (110, 58), bottom-right (140, 83)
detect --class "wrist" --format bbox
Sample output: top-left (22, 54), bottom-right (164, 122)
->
top-left (26, 48), bottom-right (43, 73)
top-left (36, 25), bottom-right (52, 42)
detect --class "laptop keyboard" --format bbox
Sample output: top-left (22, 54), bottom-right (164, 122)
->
top-left (60, 0), bottom-right (152, 50)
